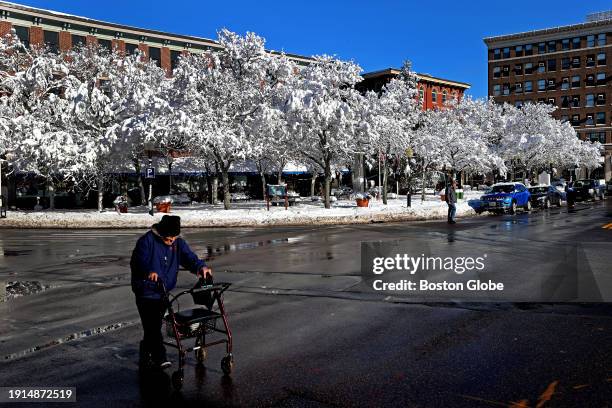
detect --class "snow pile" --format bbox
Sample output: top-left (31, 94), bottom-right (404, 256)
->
top-left (0, 194), bottom-right (479, 229)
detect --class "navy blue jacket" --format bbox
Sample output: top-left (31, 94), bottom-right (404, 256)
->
top-left (130, 230), bottom-right (206, 299)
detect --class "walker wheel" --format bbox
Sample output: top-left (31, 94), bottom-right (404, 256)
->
top-left (221, 355), bottom-right (233, 376)
top-left (171, 370), bottom-right (184, 390)
top-left (195, 347), bottom-right (208, 364)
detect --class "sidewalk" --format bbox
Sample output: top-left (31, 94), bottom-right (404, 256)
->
top-left (0, 194), bottom-right (479, 228)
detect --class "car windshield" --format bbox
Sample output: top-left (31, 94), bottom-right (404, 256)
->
top-left (529, 187), bottom-right (548, 194)
top-left (490, 185), bottom-right (514, 193)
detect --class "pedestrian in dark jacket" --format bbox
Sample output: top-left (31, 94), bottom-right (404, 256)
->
top-left (131, 215), bottom-right (211, 369)
top-left (445, 179), bottom-right (457, 224)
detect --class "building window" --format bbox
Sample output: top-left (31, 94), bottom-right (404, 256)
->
top-left (561, 96), bottom-right (570, 108)
top-left (538, 42), bottom-right (546, 54)
top-left (71, 34), bottom-right (86, 48)
top-left (572, 37), bottom-right (581, 49)
top-left (586, 113), bottom-right (594, 126)
top-left (171, 50), bottom-right (182, 71)
top-left (562, 39), bottom-right (570, 50)
top-left (597, 52), bottom-right (606, 65)
top-left (525, 62), bottom-right (533, 74)
top-left (494, 49), bottom-right (500, 60)
top-left (502, 47), bottom-right (510, 58)
top-left (514, 64), bottom-right (523, 75)
top-left (561, 58), bottom-right (570, 70)
top-left (587, 35), bottom-right (595, 47)
top-left (419, 88), bottom-right (424, 102)
top-left (43, 30), bottom-right (59, 53)
top-left (586, 55), bottom-right (595, 67)
top-left (515, 82), bottom-right (523, 93)
top-left (515, 45), bottom-right (523, 57)
top-left (524, 81), bottom-right (532, 92)
top-left (98, 39), bottom-right (112, 52)
top-left (125, 43), bottom-right (138, 55)
top-left (586, 74), bottom-right (595, 86)
top-left (493, 66), bottom-right (501, 78)
top-left (537, 62), bottom-right (545, 73)
top-left (502, 84), bottom-right (510, 96)
top-left (547, 79), bottom-right (556, 90)
top-left (432, 89), bottom-right (438, 102)
top-left (547, 59), bottom-right (556, 71)
top-left (548, 41), bottom-right (556, 52)
top-left (525, 44), bottom-right (533, 55)
top-left (587, 132), bottom-right (605, 143)
top-left (571, 57), bottom-right (580, 68)
top-left (597, 33), bottom-right (606, 46)
top-left (596, 112), bottom-right (606, 125)
top-left (537, 79), bottom-right (546, 91)
top-left (148, 46), bottom-right (161, 67)
top-left (502, 65), bottom-right (509, 77)
top-left (515, 100), bottom-right (523, 108)
top-left (586, 94), bottom-right (594, 107)
top-left (442, 90), bottom-right (447, 103)
top-left (547, 97), bottom-right (555, 105)
top-left (596, 93), bottom-right (605, 105)
top-left (538, 98), bottom-right (546, 104)
top-left (596, 72), bottom-right (606, 86)
top-left (571, 75), bottom-right (580, 88)
top-left (571, 95), bottom-right (580, 107)
top-left (571, 114), bottom-right (580, 126)
top-left (493, 85), bottom-right (501, 97)
top-left (560, 115), bottom-right (569, 123)
top-left (561, 77), bottom-right (569, 90)
top-left (14, 25), bottom-right (30, 48)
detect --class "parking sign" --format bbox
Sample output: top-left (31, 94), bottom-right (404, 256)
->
top-left (145, 167), bottom-right (155, 179)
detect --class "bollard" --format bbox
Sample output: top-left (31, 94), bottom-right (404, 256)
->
top-left (406, 191), bottom-right (411, 207)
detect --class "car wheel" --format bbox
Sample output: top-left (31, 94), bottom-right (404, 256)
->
top-left (544, 199), bottom-right (550, 209)
top-left (524, 200), bottom-right (531, 211)
top-left (509, 201), bottom-right (517, 215)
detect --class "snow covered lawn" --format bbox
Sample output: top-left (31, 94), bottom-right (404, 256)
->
top-left (0, 193), bottom-right (481, 229)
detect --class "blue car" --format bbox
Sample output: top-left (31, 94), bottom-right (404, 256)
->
top-left (479, 183), bottom-right (531, 214)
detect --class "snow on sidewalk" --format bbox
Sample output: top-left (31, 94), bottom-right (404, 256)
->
top-left (0, 194), bottom-right (478, 229)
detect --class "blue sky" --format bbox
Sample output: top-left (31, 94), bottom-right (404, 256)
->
top-left (13, 0), bottom-right (612, 98)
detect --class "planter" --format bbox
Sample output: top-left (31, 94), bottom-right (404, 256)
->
top-left (356, 198), bottom-right (370, 208)
top-left (156, 202), bottom-right (172, 213)
top-left (456, 189), bottom-right (464, 200)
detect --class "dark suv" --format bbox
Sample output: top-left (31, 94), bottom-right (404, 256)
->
top-left (572, 179), bottom-right (606, 201)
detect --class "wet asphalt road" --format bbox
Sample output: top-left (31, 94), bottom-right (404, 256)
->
top-left (0, 199), bottom-right (611, 407)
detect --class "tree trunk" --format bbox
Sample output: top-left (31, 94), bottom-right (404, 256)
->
top-left (133, 157), bottom-right (146, 205)
top-left (277, 167), bottom-right (283, 185)
top-left (221, 167), bottom-right (231, 210)
top-left (324, 159), bottom-right (332, 209)
top-left (382, 159), bottom-right (388, 205)
top-left (260, 171), bottom-right (266, 200)
top-left (421, 168), bottom-right (426, 202)
top-left (97, 174), bottom-right (104, 212)
top-left (211, 176), bottom-right (218, 204)
top-left (310, 172), bottom-right (316, 197)
top-left (48, 178), bottom-right (55, 210)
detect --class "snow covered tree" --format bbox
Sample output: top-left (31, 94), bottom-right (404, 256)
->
top-left (285, 56), bottom-right (364, 208)
top-left (362, 61), bottom-right (420, 204)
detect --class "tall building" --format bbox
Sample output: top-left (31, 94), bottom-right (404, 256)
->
top-left (358, 68), bottom-right (470, 110)
top-left (484, 12), bottom-right (611, 180)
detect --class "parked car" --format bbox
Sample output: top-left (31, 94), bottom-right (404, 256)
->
top-left (528, 185), bottom-right (563, 208)
top-left (573, 179), bottom-right (606, 201)
top-left (480, 182), bottom-right (531, 214)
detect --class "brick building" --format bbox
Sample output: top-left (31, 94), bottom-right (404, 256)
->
top-left (0, 1), bottom-right (311, 75)
top-left (358, 68), bottom-right (470, 110)
top-left (484, 11), bottom-right (612, 181)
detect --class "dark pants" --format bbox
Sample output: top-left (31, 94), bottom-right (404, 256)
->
top-left (136, 297), bottom-right (167, 363)
top-left (447, 202), bottom-right (456, 222)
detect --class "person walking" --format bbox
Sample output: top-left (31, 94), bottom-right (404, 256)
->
top-left (130, 215), bottom-right (212, 369)
top-left (445, 179), bottom-right (457, 224)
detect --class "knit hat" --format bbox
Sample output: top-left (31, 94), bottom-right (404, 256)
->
top-left (154, 215), bottom-right (181, 237)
